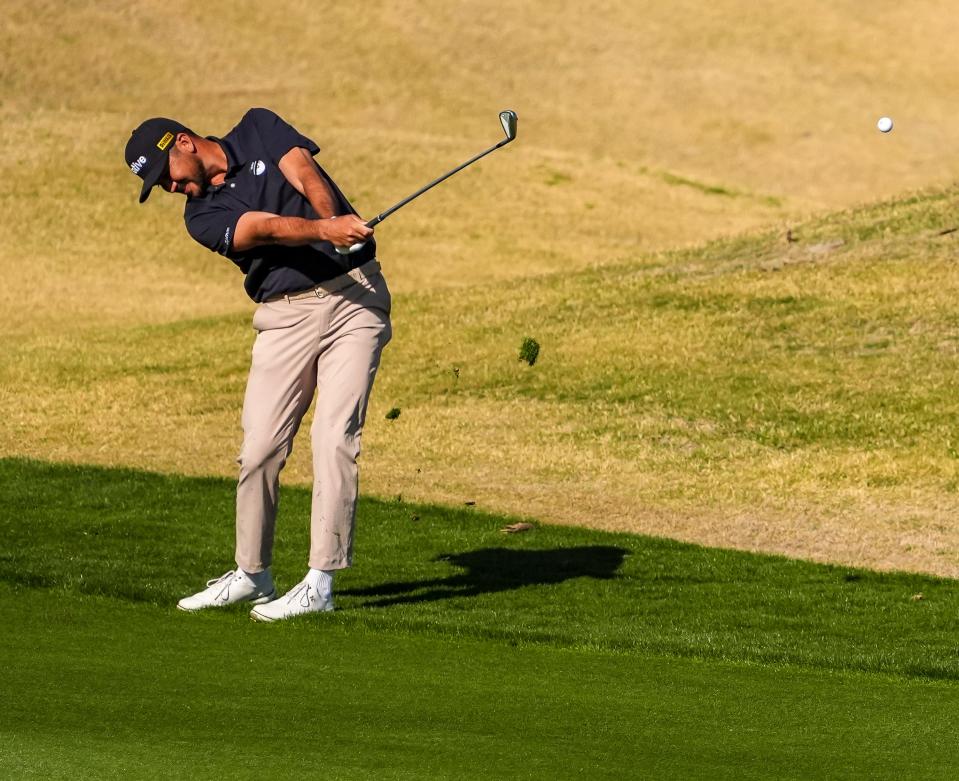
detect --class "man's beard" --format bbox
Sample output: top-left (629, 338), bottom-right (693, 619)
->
top-left (189, 158), bottom-right (212, 198)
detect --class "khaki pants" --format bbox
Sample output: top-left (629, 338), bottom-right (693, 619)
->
top-left (234, 261), bottom-right (391, 573)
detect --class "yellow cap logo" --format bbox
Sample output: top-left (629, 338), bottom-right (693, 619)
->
top-left (157, 132), bottom-right (174, 151)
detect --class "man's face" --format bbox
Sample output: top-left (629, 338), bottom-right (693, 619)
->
top-left (157, 135), bottom-right (208, 199)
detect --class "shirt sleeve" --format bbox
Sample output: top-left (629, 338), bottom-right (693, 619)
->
top-left (246, 107), bottom-right (320, 164)
top-left (184, 202), bottom-right (245, 258)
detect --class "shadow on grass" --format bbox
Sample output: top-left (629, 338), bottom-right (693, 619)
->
top-left (342, 546), bottom-right (628, 607)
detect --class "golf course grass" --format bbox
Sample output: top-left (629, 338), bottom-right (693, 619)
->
top-left (2, 458), bottom-right (957, 778)
top-left (6, 185), bottom-right (959, 576)
top-left (5, 3), bottom-right (959, 776)
top-left (6, 1), bottom-right (959, 576)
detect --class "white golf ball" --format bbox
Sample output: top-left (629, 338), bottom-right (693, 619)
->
top-left (877, 116), bottom-right (894, 133)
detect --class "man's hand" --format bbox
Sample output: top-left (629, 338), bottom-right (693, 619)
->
top-left (323, 215), bottom-right (373, 248)
top-left (233, 211), bottom-right (373, 252)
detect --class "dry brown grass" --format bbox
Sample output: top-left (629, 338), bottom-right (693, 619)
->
top-left (4, 0), bottom-right (959, 332)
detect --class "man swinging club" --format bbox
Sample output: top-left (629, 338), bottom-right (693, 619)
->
top-left (124, 108), bottom-right (391, 621)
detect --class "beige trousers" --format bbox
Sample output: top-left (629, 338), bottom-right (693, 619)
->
top-left (234, 261), bottom-right (391, 573)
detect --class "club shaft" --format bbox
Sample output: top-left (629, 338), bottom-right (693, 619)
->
top-left (366, 138), bottom-right (510, 228)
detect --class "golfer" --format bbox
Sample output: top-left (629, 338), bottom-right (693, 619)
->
top-left (124, 108), bottom-right (391, 621)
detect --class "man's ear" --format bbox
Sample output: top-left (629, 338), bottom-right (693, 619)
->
top-left (175, 132), bottom-right (197, 153)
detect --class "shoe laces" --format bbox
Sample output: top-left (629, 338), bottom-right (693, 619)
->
top-left (207, 570), bottom-right (238, 599)
top-left (286, 581), bottom-right (313, 607)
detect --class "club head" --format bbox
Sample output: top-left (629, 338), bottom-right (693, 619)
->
top-left (500, 109), bottom-right (518, 142)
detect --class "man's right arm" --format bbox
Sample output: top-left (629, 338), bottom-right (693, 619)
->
top-left (232, 211), bottom-right (373, 252)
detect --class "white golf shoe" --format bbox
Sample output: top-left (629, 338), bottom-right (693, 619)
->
top-left (176, 569), bottom-right (276, 612)
top-left (250, 580), bottom-right (334, 623)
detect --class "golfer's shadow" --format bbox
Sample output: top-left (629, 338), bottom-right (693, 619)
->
top-left (341, 546), bottom-right (628, 608)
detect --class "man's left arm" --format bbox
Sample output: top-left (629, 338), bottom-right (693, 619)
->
top-left (278, 147), bottom-right (339, 218)
top-left (247, 108), bottom-right (339, 218)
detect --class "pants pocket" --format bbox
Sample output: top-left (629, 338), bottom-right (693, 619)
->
top-left (252, 301), bottom-right (314, 333)
top-left (364, 273), bottom-right (392, 316)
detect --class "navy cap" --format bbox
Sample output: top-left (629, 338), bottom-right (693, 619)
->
top-left (125, 117), bottom-right (190, 203)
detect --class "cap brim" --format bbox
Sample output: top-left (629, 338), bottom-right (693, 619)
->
top-left (137, 156), bottom-right (167, 203)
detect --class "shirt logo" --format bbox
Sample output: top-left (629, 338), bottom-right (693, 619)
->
top-left (130, 155), bottom-right (148, 174)
top-left (157, 132), bottom-right (174, 151)
top-left (250, 160), bottom-right (266, 176)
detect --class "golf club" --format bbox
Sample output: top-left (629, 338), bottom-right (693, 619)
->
top-left (335, 109), bottom-right (518, 254)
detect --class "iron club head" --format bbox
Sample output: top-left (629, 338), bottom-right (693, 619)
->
top-left (500, 110), bottom-right (518, 142)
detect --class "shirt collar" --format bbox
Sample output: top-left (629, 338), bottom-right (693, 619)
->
top-left (206, 135), bottom-right (245, 176)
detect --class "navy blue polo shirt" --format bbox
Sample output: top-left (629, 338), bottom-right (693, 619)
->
top-left (184, 108), bottom-right (376, 302)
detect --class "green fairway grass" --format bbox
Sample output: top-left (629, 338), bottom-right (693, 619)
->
top-left (3, 586), bottom-right (957, 780)
top-left (2, 459), bottom-right (958, 778)
top-left (3, 458), bottom-right (958, 676)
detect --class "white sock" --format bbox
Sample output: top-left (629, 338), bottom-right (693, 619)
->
top-left (306, 568), bottom-right (334, 597)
